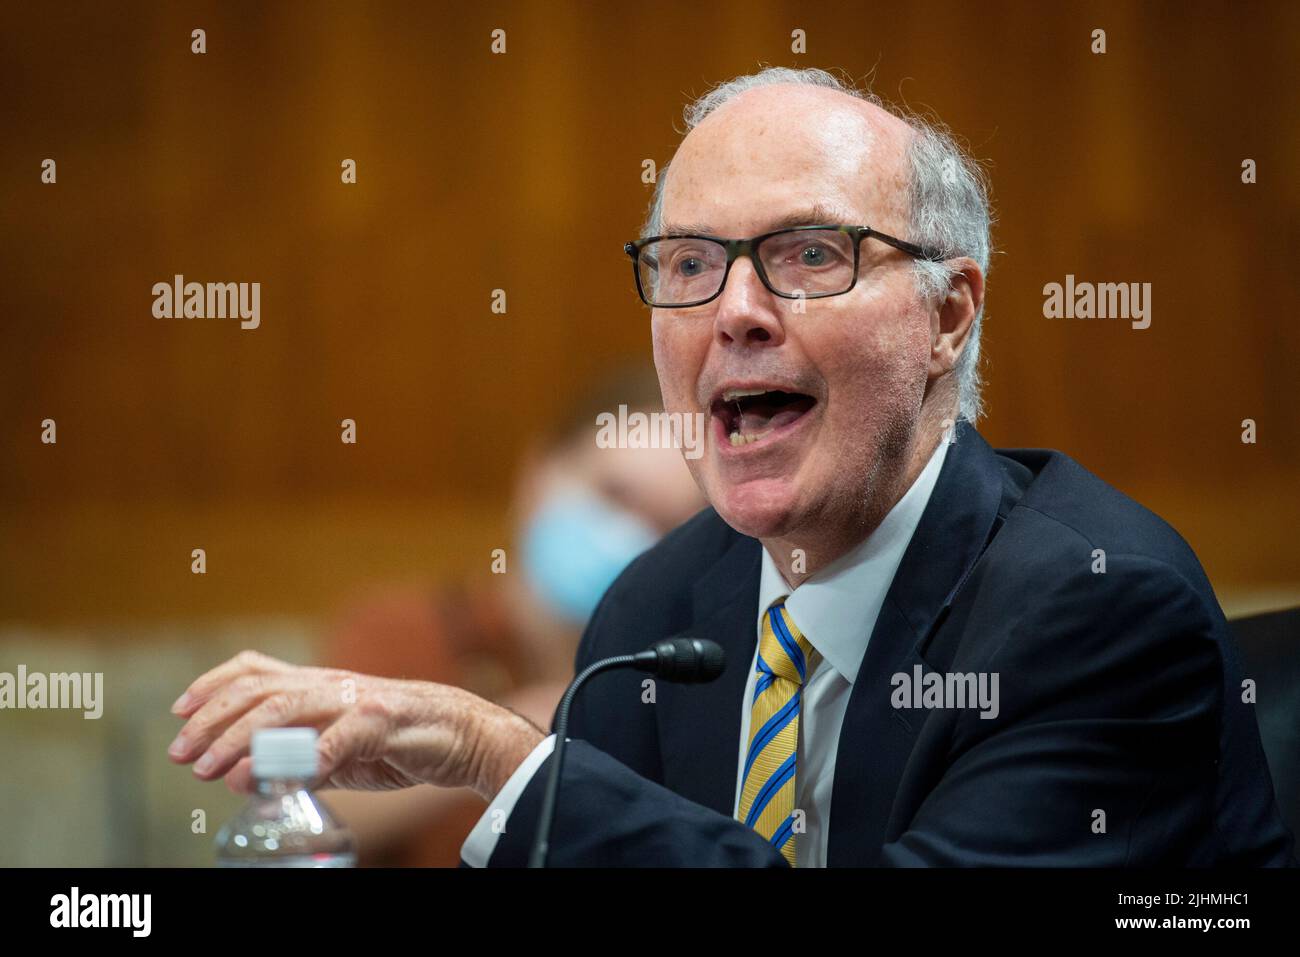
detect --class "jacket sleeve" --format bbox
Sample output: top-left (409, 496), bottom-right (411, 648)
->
top-left (484, 739), bottom-right (788, 866)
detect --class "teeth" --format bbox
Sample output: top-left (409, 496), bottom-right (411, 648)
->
top-left (729, 428), bottom-right (774, 446)
top-left (722, 388), bottom-right (770, 402)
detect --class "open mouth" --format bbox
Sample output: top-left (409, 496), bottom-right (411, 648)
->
top-left (710, 387), bottom-right (818, 447)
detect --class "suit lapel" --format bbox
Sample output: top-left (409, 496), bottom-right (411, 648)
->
top-left (652, 425), bottom-right (1010, 847)
top-left (827, 422), bottom-right (1007, 865)
top-left (654, 534), bottom-right (761, 815)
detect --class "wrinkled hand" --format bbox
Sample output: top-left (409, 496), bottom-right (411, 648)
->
top-left (167, 650), bottom-right (545, 799)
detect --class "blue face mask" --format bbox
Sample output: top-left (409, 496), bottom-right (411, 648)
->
top-left (520, 486), bottom-right (659, 626)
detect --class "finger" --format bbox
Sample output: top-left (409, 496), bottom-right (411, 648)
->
top-left (170, 670), bottom-right (314, 764)
top-left (224, 756), bottom-right (256, 795)
top-left (316, 703), bottom-right (392, 787)
top-left (171, 649), bottom-right (291, 717)
top-left (192, 684), bottom-right (345, 782)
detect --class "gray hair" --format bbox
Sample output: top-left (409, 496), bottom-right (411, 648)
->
top-left (642, 67), bottom-right (993, 422)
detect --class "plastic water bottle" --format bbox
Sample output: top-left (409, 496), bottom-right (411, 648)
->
top-left (214, 727), bottom-right (357, 867)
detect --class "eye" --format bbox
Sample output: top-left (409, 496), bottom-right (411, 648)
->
top-left (767, 232), bottom-right (850, 270)
top-left (666, 246), bottom-right (713, 278)
top-left (799, 243), bottom-right (830, 267)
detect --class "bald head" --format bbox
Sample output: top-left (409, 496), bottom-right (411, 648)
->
top-left (662, 83), bottom-right (915, 242)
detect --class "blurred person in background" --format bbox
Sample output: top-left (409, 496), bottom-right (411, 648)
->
top-left (320, 364), bottom-right (704, 865)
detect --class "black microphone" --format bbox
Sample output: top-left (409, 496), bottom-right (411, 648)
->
top-left (631, 637), bottom-right (727, 683)
top-left (527, 637), bottom-right (725, 868)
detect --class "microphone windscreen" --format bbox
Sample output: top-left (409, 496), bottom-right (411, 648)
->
top-left (655, 637), bottom-right (726, 683)
top-left (695, 639), bottom-right (726, 682)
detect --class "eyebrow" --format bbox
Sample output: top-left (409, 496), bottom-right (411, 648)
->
top-left (660, 202), bottom-right (858, 238)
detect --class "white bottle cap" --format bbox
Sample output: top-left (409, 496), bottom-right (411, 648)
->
top-left (251, 727), bottom-right (319, 780)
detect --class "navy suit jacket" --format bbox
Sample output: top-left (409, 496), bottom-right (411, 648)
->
top-left (481, 422), bottom-right (1296, 866)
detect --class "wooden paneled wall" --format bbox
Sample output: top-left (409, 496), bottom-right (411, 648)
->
top-left (3, 0), bottom-right (1297, 622)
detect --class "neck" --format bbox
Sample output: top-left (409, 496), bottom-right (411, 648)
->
top-left (761, 415), bottom-right (950, 589)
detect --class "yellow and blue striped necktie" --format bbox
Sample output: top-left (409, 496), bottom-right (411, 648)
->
top-left (736, 598), bottom-right (819, 866)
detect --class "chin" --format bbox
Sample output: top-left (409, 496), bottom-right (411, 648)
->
top-left (707, 476), bottom-right (803, 541)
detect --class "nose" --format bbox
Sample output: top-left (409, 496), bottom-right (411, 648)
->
top-left (712, 255), bottom-right (786, 348)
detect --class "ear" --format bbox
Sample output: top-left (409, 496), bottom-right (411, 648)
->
top-left (927, 257), bottom-right (985, 383)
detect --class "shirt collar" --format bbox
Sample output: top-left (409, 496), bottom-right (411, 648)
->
top-left (757, 436), bottom-right (950, 684)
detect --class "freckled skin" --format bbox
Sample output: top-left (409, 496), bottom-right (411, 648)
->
top-left (650, 85), bottom-right (984, 584)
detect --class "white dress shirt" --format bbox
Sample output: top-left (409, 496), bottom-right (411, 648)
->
top-left (462, 437), bottom-right (950, 866)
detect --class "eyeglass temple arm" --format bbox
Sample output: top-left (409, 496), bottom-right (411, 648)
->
top-left (861, 228), bottom-right (946, 263)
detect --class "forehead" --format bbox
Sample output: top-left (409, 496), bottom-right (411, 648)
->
top-left (661, 85), bottom-right (911, 237)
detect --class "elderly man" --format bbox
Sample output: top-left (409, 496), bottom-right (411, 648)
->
top-left (168, 67), bottom-right (1295, 867)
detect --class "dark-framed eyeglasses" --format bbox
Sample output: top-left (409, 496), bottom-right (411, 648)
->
top-left (623, 224), bottom-right (945, 308)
